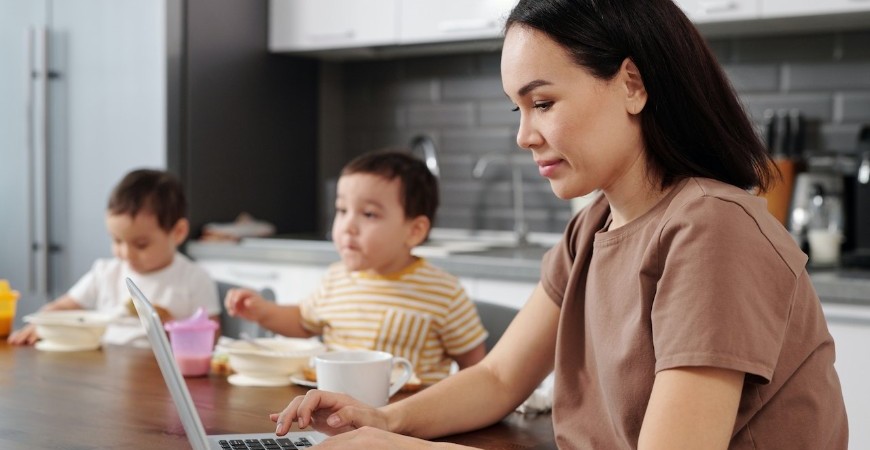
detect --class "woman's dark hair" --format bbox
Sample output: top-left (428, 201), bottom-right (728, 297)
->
top-left (506, 0), bottom-right (776, 192)
top-left (341, 150), bottom-right (439, 224)
top-left (108, 169), bottom-right (187, 232)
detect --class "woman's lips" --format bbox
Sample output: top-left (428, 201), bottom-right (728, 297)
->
top-left (537, 159), bottom-right (563, 178)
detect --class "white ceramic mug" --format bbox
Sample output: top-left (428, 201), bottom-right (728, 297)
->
top-left (315, 350), bottom-right (413, 407)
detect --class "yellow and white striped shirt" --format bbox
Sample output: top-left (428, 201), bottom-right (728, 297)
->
top-left (300, 258), bottom-right (487, 384)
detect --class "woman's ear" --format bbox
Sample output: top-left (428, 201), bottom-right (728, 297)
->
top-left (171, 218), bottom-right (190, 246)
top-left (405, 216), bottom-right (431, 248)
top-left (621, 58), bottom-right (648, 115)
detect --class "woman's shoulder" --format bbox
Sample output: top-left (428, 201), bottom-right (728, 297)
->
top-left (661, 177), bottom-right (807, 274)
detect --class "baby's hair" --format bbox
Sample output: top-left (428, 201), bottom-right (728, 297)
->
top-left (341, 150), bottom-right (439, 224)
top-left (107, 169), bottom-right (187, 232)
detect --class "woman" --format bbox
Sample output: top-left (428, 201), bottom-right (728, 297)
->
top-left (273, 0), bottom-right (848, 448)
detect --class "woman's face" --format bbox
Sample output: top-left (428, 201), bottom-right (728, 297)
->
top-left (501, 26), bottom-right (647, 200)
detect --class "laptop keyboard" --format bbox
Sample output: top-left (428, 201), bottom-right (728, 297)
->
top-left (219, 437), bottom-right (314, 450)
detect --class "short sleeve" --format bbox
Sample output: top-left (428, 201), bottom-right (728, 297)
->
top-left (67, 261), bottom-right (102, 309)
top-left (299, 276), bottom-right (329, 334)
top-left (439, 288), bottom-right (487, 355)
top-left (652, 196), bottom-right (798, 383)
top-left (541, 194), bottom-right (610, 307)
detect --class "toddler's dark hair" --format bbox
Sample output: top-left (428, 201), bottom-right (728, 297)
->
top-left (107, 169), bottom-right (187, 232)
top-left (341, 150), bottom-right (439, 225)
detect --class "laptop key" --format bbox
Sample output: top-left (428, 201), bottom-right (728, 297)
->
top-left (276, 438), bottom-right (298, 449)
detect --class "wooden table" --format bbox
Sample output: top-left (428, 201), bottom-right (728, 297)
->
top-left (0, 342), bottom-right (555, 449)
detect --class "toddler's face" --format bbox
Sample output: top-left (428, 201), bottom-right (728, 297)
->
top-left (106, 211), bottom-right (184, 274)
top-left (331, 173), bottom-right (423, 275)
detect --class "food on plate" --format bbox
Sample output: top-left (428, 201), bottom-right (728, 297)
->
top-left (211, 353), bottom-right (234, 376)
top-left (126, 297), bottom-right (172, 323)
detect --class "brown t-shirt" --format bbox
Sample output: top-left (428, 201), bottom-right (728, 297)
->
top-left (541, 178), bottom-right (847, 449)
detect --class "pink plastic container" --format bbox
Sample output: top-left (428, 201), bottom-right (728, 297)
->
top-left (164, 307), bottom-right (218, 377)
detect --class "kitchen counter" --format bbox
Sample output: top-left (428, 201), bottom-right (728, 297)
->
top-left (186, 239), bottom-right (870, 306)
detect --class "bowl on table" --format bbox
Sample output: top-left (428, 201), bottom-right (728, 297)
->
top-left (220, 337), bottom-right (327, 386)
top-left (24, 310), bottom-right (114, 351)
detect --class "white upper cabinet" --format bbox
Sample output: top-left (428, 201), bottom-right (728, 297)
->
top-left (397, 0), bottom-right (517, 45)
top-left (269, 0), bottom-right (398, 52)
top-left (270, 0), bottom-right (870, 54)
top-left (762, 0), bottom-right (870, 17)
top-left (675, 0), bottom-right (761, 22)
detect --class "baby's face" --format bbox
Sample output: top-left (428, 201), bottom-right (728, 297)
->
top-left (331, 173), bottom-right (421, 275)
top-left (106, 211), bottom-right (180, 274)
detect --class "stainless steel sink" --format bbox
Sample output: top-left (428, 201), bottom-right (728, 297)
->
top-left (449, 243), bottom-right (551, 260)
top-left (411, 229), bottom-right (560, 260)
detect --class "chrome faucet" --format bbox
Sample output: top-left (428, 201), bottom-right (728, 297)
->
top-left (472, 152), bottom-right (529, 246)
top-left (410, 135), bottom-right (440, 178)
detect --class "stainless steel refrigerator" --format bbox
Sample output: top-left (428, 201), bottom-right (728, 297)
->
top-left (0, 0), bottom-right (166, 324)
top-left (1, 0), bottom-right (320, 328)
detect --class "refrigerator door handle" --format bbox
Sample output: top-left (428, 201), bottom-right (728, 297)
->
top-left (28, 26), bottom-right (50, 296)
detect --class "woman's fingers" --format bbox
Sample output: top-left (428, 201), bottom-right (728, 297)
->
top-left (272, 390), bottom-right (381, 436)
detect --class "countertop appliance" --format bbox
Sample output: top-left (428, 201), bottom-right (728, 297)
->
top-left (843, 133), bottom-right (870, 267)
top-left (789, 171), bottom-right (844, 253)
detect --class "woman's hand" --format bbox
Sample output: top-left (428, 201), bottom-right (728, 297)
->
top-left (223, 288), bottom-right (266, 322)
top-left (271, 390), bottom-right (389, 436)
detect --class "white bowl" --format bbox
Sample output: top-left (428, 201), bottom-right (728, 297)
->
top-left (221, 338), bottom-right (326, 380)
top-left (24, 310), bottom-right (113, 351)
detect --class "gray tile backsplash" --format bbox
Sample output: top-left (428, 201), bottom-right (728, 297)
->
top-left (322, 30), bottom-right (870, 234)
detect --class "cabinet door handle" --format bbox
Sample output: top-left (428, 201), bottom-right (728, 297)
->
top-left (698, 0), bottom-right (739, 14)
top-left (306, 30), bottom-right (355, 42)
top-left (227, 268), bottom-right (280, 282)
top-left (437, 19), bottom-right (497, 33)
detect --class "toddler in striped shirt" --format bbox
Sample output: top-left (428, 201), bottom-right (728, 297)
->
top-left (224, 150), bottom-right (488, 384)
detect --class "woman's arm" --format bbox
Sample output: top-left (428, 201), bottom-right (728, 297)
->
top-left (277, 283), bottom-right (560, 442)
top-left (638, 366), bottom-right (743, 450)
top-left (451, 342), bottom-right (485, 370)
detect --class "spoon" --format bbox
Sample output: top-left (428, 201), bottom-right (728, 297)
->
top-left (239, 331), bottom-right (274, 352)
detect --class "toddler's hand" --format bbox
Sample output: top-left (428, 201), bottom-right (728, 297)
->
top-left (224, 288), bottom-right (265, 323)
top-left (7, 324), bottom-right (39, 346)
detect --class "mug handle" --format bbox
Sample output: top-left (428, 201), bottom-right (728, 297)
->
top-left (387, 356), bottom-right (413, 398)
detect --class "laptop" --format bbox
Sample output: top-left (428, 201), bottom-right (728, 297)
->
top-left (126, 278), bottom-right (326, 450)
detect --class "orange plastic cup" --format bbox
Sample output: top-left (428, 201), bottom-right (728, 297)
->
top-left (0, 280), bottom-right (20, 337)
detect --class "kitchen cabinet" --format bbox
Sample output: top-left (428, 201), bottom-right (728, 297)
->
top-left (674, 0), bottom-right (760, 22)
top-left (398, 0), bottom-right (517, 45)
top-left (823, 303), bottom-right (870, 450)
top-left (268, 0), bottom-right (515, 53)
top-left (269, 0), bottom-right (398, 52)
top-left (762, 0), bottom-right (870, 17)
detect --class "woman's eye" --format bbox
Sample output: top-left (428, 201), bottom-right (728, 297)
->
top-left (335, 207), bottom-right (347, 215)
top-left (363, 211), bottom-right (379, 219)
top-left (510, 105), bottom-right (519, 112)
top-left (534, 101), bottom-right (553, 111)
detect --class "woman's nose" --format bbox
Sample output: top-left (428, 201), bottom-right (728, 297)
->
top-left (516, 114), bottom-right (542, 150)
